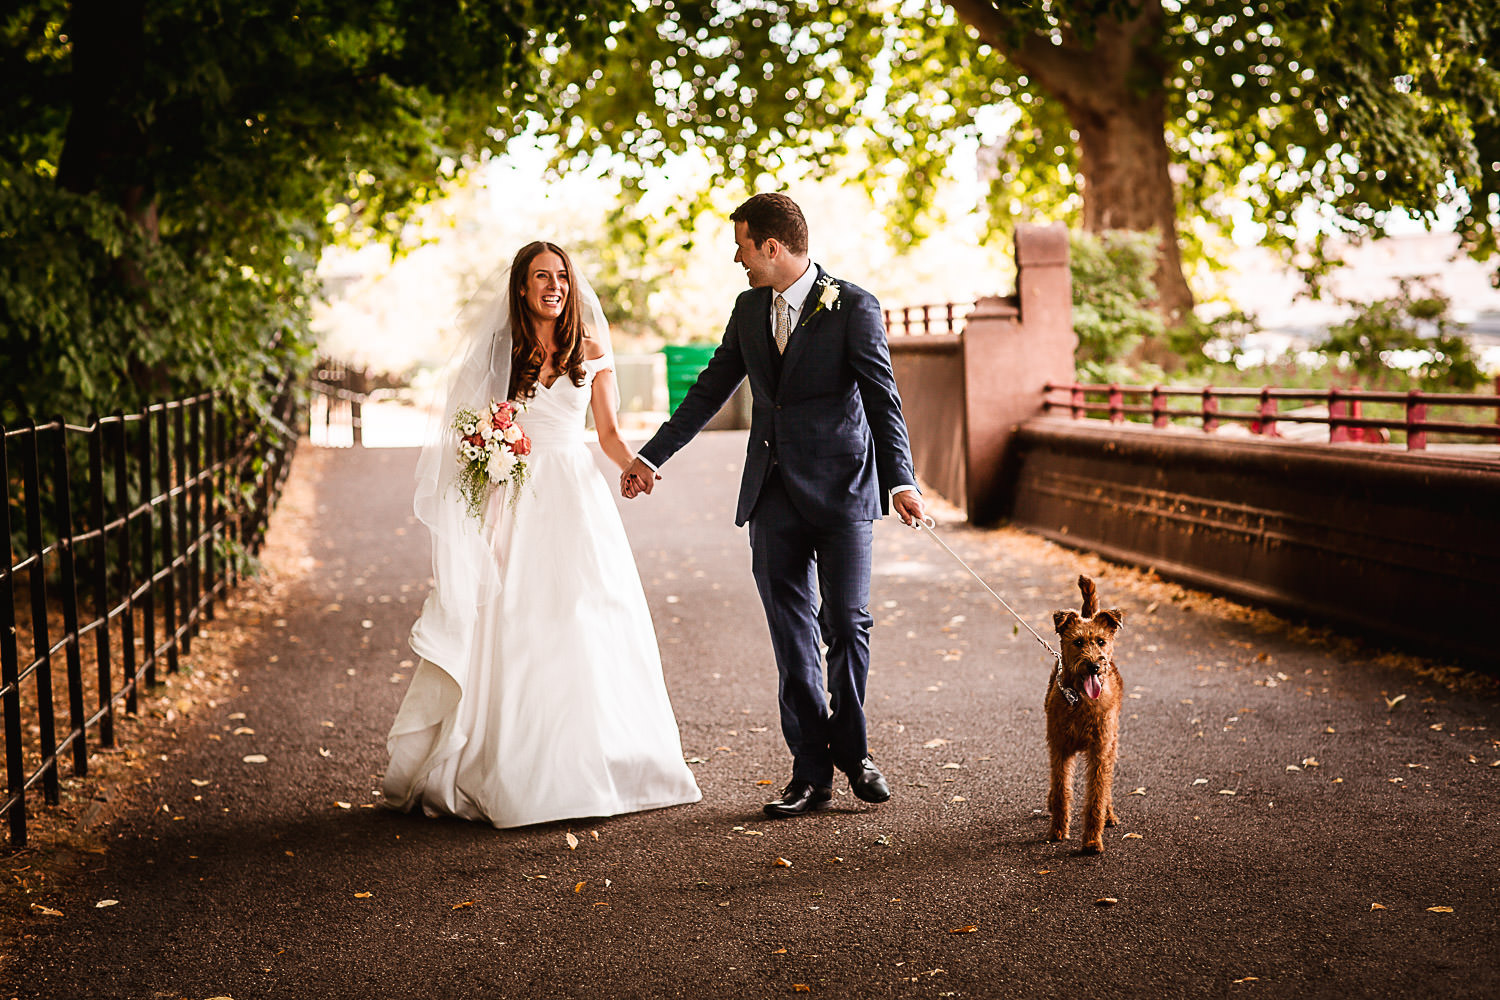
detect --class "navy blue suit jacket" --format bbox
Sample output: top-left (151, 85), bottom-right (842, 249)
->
top-left (639, 267), bottom-right (917, 527)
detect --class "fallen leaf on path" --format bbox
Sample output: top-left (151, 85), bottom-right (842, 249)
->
top-left (793, 986), bottom-right (810, 993)
top-left (685, 757), bottom-right (707, 764)
top-left (1192, 778), bottom-right (1208, 785)
top-left (940, 762), bottom-right (963, 770)
top-left (1302, 758), bottom-right (1320, 767)
top-left (1384, 694), bottom-right (1406, 711)
top-left (1427, 906), bottom-right (1454, 913)
top-left (774, 857), bottom-right (793, 868)
top-left (242, 754), bottom-right (268, 764)
top-left (191, 779), bottom-right (211, 787)
top-left (591, 830), bottom-right (599, 840)
top-left (95, 899), bottom-right (119, 908)
top-left (773, 947), bottom-right (787, 954)
top-left (354, 892), bottom-right (372, 898)
top-left (228, 712), bottom-right (246, 721)
top-left (1370, 903), bottom-right (1386, 910)
top-left (574, 882), bottom-right (586, 893)
top-left (1286, 765), bottom-right (1302, 772)
top-left (756, 779), bottom-right (774, 786)
top-left (232, 727), bottom-right (255, 736)
top-left (1218, 790), bottom-right (1236, 796)
top-left (1130, 787), bottom-right (1146, 795)
top-left (30, 904), bottom-right (63, 917)
top-left (334, 802), bottom-right (351, 809)
top-left (318, 747), bottom-right (330, 758)
top-left (565, 832), bottom-right (579, 850)
top-left (874, 834), bottom-right (891, 846)
top-left (1232, 976), bottom-right (1259, 984)
top-left (451, 900), bottom-right (474, 910)
top-left (1122, 833), bottom-right (1143, 840)
top-left (922, 738), bottom-right (950, 749)
top-left (1095, 898), bottom-right (1119, 906)
top-left (949, 925), bottom-right (978, 933)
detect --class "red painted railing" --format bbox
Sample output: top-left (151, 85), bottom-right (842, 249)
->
top-left (884, 302), bottom-right (973, 337)
top-left (1042, 381), bottom-right (1500, 452)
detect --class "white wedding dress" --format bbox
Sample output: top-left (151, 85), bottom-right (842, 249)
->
top-left (383, 356), bottom-right (701, 827)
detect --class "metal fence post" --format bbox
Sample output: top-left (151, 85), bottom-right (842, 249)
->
top-left (20, 420), bottom-right (60, 806)
top-left (1, 428), bottom-right (27, 845)
top-left (1406, 391), bottom-right (1427, 451)
top-left (1328, 387), bottom-right (1349, 443)
top-left (49, 418), bottom-right (88, 777)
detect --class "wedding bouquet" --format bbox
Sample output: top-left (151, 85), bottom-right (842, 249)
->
top-left (451, 400), bottom-right (532, 520)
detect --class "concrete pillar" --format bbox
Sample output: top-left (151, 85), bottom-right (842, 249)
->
top-left (962, 223), bottom-right (1075, 524)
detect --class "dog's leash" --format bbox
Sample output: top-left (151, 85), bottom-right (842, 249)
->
top-left (911, 516), bottom-right (1077, 704)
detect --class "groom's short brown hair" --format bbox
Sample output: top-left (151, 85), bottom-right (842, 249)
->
top-left (731, 193), bottom-right (808, 255)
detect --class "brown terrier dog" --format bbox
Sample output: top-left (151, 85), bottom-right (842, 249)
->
top-left (1045, 575), bottom-right (1124, 854)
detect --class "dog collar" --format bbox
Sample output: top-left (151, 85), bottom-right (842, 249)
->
top-left (1049, 664), bottom-right (1082, 707)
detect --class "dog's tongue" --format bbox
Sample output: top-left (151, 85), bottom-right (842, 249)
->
top-left (1083, 675), bottom-right (1103, 700)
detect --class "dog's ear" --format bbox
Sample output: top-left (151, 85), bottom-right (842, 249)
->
top-left (1053, 610), bottom-right (1079, 634)
top-left (1096, 608), bottom-right (1125, 632)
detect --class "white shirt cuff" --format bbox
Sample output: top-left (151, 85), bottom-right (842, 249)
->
top-left (636, 454), bottom-right (659, 473)
top-left (890, 484), bottom-right (916, 498)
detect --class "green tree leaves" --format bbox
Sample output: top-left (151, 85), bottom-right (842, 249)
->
top-left (2, 0), bottom-right (632, 424)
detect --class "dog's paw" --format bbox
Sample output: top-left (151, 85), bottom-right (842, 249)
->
top-left (1048, 830), bottom-right (1069, 843)
top-left (1104, 813), bottom-right (1118, 828)
top-left (1080, 841), bottom-right (1104, 855)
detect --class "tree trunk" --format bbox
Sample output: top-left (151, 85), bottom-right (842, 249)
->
top-left (949, 0), bottom-right (1193, 323)
top-left (1061, 86), bottom-right (1194, 324)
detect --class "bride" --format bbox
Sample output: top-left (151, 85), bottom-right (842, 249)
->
top-left (382, 241), bottom-right (702, 827)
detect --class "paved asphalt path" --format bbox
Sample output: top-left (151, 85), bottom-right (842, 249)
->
top-left (8, 432), bottom-right (1498, 999)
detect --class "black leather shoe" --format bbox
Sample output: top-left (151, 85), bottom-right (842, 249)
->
top-left (842, 757), bottom-right (891, 803)
top-left (763, 779), bottom-right (833, 818)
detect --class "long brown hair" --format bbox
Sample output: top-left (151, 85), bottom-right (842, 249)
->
top-left (507, 241), bottom-right (587, 400)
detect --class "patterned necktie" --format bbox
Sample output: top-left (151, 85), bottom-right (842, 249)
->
top-left (774, 294), bottom-right (791, 354)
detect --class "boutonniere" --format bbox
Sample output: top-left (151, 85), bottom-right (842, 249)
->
top-left (811, 276), bottom-right (841, 315)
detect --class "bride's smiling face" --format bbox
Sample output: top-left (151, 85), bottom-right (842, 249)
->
top-left (520, 252), bottom-right (569, 322)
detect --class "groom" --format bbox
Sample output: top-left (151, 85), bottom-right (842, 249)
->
top-left (621, 193), bottom-right (926, 818)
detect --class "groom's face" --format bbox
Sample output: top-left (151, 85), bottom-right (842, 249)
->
top-left (733, 221), bottom-right (775, 289)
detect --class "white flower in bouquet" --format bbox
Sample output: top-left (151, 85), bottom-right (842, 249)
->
top-left (486, 446), bottom-right (518, 484)
top-left (503, 423), bottom-right (523, 444)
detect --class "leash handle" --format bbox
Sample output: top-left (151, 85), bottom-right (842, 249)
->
top-left (913, 518), bottom-right (1062, 666)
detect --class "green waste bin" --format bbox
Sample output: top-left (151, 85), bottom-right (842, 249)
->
top-left (662, 343), bottom-right (718, 414)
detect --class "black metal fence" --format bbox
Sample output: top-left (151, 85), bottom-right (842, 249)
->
top-left (1, 377), bottom-right (299, 847)
top-left (308, 358), bottom-right (369, 447)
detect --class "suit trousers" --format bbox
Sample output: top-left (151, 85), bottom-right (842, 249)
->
top-left (748, 466), bottom-right (875, 786)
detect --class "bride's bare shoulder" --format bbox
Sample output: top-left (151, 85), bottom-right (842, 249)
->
top-left (582, 328), bottom-right (607, 361)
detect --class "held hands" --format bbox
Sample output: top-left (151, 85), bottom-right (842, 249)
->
top-left (892, 490), bottom-right (927, 528)
top-left (620, 456), bottom-right (661, 499)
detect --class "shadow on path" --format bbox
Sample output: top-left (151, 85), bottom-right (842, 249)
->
top-left (7, 433), bottom-right (1498, 999)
